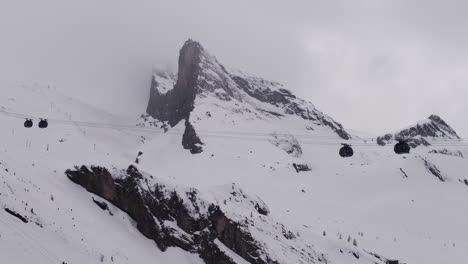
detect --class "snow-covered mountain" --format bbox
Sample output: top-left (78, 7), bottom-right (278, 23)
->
top-left (141, 40), bottom-right (350, 154)
top-left (0, 40), bottom-right (468, 264)
top-left (376, 115), bottom-right (461, 147)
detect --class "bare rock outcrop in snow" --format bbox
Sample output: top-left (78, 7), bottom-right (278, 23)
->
top-left (421, 158), bottom-right (446, 182)
top-left (429, 148), bottom-right (464, 158)
top-left (182, 118), bottom-right (204, 154)
top-left (146, 40), bottom-right (202, 127)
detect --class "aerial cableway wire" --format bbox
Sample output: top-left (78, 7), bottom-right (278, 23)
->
top-left (1, 109), bottom-right (467, 147)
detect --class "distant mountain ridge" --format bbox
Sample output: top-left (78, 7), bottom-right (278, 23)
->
top-left (377, 114), bottom-right (460, 147)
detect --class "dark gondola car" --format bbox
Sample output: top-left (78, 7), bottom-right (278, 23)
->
top-left (38, 119), bottom-right (48, 129)
top-left (339, 144), bottom-right (354, 158)
top-left (24, 119), bottom-right (33, 128)
top-left (394, 140), bottom-right (410, 154)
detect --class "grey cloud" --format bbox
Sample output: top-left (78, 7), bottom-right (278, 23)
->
top-left (0, 0), bottom-right (467, 135)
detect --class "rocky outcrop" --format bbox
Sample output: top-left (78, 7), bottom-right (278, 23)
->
top-left (146, 40), bottom-right (202, 127)
top-left (65, 165), bottom-right (281, 264)
top-left (429, 149), bottom-right (464, 158)
top-left (421, 158), bottom-right (446, 182)
top-left (368, 252), bottom-right (401, 264)
top-left (65, 165), bottom-right (395, 264)
top-left (377, 115), bottom-right (460, 148)
top-left (182, 118), bottom-right (204, 154)
top-left (145, 40), bottom-right (205, 153)
top-left (4, 208), bottom-right (29, 223)
top-left (292, 163), bottom-right (311, 173)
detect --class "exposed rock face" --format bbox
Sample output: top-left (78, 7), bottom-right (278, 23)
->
top-left (182, 118), bottom-right (204, 154)
top-left (429, 149), bottom-right (464, 158)
top-left (421, 157), bottom-right (446, 182)
top-left (292, 163), bottom-right (311, 173)
top-left (146, 40), bottom-right (202, 127)
top-left (145, 40), bottom-right (205, 153)
top-left (143, 40), bottom-right (351, 154)
top-left (65, 166), bottom-right (285, 264)
top-left (369, 252), bottom-right (401, 264)
top-left (65, 165), bottom-right (395, 264)
top-left (4, 208), bottom-right (29, 223)
top-left (377, 115), bottom-right (460, 148)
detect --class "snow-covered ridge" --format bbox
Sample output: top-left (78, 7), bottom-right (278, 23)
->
top-left (152, 70), bottom-right (176, 95)
top-left (377, 114), bottom-right (461, 147)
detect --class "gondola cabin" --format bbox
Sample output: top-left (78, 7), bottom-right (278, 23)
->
top-left (339, 144), bottom-right (354, 158)
top-left (38, 119), bottom-right (48, 129)
top-left (394, 140), bottom-right (410, 154)
top-left (24, 119), bottom-right (33, 128)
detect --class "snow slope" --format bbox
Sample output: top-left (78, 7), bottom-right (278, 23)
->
top-left (0, 41), bottom-right (467, 264)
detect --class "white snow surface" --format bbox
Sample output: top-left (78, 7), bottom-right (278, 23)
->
top-left (152, 70), bottom-right (176, 95)
top-left (0, 84), bottom-right (468, 264)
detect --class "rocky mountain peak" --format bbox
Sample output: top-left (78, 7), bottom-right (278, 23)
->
top-left (143, 39), bottom-right (351, 153)
top-left (177, 39), bottom-right (204, 91)
top-left (427, 114), bottom-right (454, 132)
top-left (145, 40), bottom-right (203, 127)
top-left (377, 114), bottom-right (460, 147)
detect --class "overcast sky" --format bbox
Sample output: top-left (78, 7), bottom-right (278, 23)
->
top-left (1, 0), bottom-right (467, 136)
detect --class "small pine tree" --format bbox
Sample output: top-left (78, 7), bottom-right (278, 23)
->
top-left (353, 238), bottom-right (358, 247)
top-left (339, 233), bottom-right (343, 240)
top-left (347, 235), bottom-right (351, 243)
top-left (323, 231), bottom-right (326, 236)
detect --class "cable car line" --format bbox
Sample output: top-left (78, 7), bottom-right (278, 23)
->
top-left (2, 109), bottom-right (468, 141)
top-left (3, 109), bottom-right (468, 146)
top-left (1, 109), bottom-right (467, 157)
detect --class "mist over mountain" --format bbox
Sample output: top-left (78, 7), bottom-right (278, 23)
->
top-left (2, 1), bottom-right (468, 136)
top-left (1, 5), bottom-right (468, 263)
